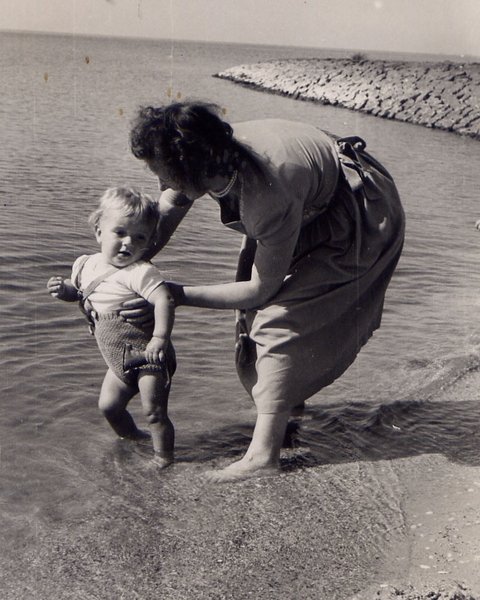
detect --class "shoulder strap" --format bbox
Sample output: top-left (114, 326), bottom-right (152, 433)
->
top-left (81, 266), bottom-right (119, 300)
top-left (75, 256), bottom-right (119, 300)
top-left (74, 256), bottom-right (118, 336)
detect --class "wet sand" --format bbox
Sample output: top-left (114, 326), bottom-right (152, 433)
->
top-left (2, 368), bottom-right (480, 599)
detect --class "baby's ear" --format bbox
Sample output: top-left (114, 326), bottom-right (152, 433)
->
top-left (94, 226), bottom-right (102, 243)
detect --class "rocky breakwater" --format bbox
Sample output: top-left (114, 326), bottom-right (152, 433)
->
top-left (215, 58), bottom-right (480, 140)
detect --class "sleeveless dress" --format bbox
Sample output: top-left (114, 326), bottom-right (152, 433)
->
top-left (219, 120), bottom-right (405, 414)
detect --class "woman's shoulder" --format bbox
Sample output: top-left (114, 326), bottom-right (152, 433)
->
top-left (233, 119), bottom-right (331, 142)
top-left (236, 120), bottom-right (338, 242)
top-left (234, 119), bottom-right (335, 166)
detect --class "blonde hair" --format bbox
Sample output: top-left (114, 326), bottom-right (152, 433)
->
top-left (88, 187), bottom-right (160, 230)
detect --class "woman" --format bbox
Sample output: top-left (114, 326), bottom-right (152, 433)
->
top-left (125, 101), bottom-right (405, 482)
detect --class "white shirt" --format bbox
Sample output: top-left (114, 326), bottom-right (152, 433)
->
top-left (71, 253), bottom-right (165, 313)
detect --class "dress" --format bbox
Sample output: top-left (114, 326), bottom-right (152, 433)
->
top-left (222, 120), bottom-right (405, 413)
top-left (72, 254), bottom-right (176, 387)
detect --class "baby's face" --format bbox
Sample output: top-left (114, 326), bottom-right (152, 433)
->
top-left (95, 208), bottom-right (155, 267)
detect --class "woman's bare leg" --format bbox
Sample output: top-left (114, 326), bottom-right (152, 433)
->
top-left (204, 409), bottom-right (290, 483)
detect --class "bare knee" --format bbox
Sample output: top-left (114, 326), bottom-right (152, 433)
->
top-left (98, 394), bottom-right (118, 415)
top-left (98, 370), bottom-right (135, 416)
top-left (143, 405), bottom-right (169, 426)
top-left (137, 372), bottom-right (170, 426)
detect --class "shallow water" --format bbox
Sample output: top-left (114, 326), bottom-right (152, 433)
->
top-left (1, 32), bottom-right (480, 591)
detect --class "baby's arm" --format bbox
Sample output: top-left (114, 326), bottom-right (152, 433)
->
top-left (144, 284), bottom-right (175, 364)
top-left (47, 276), bottom-right (79, 302)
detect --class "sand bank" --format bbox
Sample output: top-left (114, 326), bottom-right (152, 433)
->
top-left (215, 58), bottom-right (480, 140)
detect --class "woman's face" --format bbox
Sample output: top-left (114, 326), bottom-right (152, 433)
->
top-left (147, 158), bottom-right (206, 201)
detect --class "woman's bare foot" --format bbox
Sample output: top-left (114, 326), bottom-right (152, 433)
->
top-left (204, 411), bottom-right (289, 483)
top-left (203, 457), bottom-right (279, 483)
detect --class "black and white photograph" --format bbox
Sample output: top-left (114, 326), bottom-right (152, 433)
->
top-left (1, 1), bottom-right (480, 598)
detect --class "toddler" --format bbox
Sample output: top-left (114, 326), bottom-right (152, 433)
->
top-left (47, 187), bottom-right (176, 468)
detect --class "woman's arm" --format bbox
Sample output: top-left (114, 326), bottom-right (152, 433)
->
top-left (143, 189), bottom-right (194, 261)
top-left (179, 231), bottom-right (299, 310)
top-left (120, 190), bottom-right (192, 322)
top-left (235, 236), bottom-right (257, 282)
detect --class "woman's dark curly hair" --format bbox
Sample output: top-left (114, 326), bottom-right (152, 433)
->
top-left (130, 101), bottom-right (247, 188)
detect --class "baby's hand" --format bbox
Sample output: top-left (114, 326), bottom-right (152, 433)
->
top-left (145, 336), bottom-right (167, 365)
top-left (47, 276), bottom-right (67, 299)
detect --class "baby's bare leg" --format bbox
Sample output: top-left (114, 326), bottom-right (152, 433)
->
top-left (138, 370), bottom-right (174, 468)
top-left (98, 369), bottom-right (148, 440)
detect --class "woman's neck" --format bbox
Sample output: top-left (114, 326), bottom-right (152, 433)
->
top-left (209, 170), bottom-right (238, 199)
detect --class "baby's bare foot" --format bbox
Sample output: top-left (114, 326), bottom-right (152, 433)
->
top-left (150, 452), bottom-right (174, 470)
top-left (122, 428), bottom-right (151, 442)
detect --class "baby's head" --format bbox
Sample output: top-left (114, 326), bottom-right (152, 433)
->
top-left (89, 187), bottom-right (160, 267)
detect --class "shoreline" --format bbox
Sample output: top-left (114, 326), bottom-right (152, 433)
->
top-left (215, 58), bottom-right (480, 140)
top-left (3, 367), bottom-right (480, 599)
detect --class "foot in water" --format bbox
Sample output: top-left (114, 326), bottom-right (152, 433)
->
top-left (204, 411), bottom-right (290, 483)
top-left (203, 457), bottom-right (279, 483)
top-left (122, 428), bottom-right (151, 442)
top-left (150, 451), bottom-right (174, 470)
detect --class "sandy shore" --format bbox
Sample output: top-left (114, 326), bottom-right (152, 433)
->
top-left (215, 58), bottom-right (480, 140)
top-left (3, 368), bottom-right (480, 599)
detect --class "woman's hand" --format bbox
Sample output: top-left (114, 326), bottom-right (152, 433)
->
top-left (119, 297), bottom-right (154, 327)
